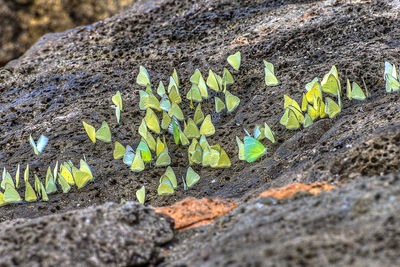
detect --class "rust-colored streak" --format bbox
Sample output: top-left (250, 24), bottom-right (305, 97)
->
top-left (258, 182), bottom-right (335, 199)
top-left (154, 197), bottom-right (238, 231)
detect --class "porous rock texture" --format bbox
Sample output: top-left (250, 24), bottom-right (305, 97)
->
top-left (167, 174), bottom-right (400, 266)
top-left (0, 0), bottom-right (135, 66)
top-left (0, 201), bottom-right (174, 266)
top-left (0, 0), bottom-right (400, 265)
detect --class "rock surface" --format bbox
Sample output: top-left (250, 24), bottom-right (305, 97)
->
top-left (0, 201), bottom-right (174, 266)
top-left (0, 0), bottom-right (135, 66)
top-left (167, 174), bottom-right (400, 266)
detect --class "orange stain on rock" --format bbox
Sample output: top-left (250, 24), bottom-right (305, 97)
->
top-left (258, 182), bottom-right (335, 199)
top-left (154, 197), bottom-right (238, 231)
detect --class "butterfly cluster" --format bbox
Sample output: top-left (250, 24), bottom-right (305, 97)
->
top-left (96, 52), bottom-right (243, 203)
top-left (0, 159), bottom-right (93, 206)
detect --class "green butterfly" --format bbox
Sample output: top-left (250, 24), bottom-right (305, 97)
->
top-left (82, 121), bottom-right (111, 143)
top-left (136, 139), bottom-right (152, 163)
top-left (136, 186), bottom-right (145, 204)
top-left (186, 167), bottom-right (200, 188)
top-left (136, 66), bottom-right (151, 87)
top-left (244, 136), bottom-right (266, 163)
top-left (227, 51), bottom-right (241, 71)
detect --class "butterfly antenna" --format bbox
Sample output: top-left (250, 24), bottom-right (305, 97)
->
top-left (243, 128), bottom-right (251, 137)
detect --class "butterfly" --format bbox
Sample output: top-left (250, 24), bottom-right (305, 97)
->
top-left (157, 81), bottom-right (166, 97)
top-left (161, 166), bottom-right (177, 188)
top-left (305, 77), bottom-right (320, 92)
top-left (159, 95), bottom-right (171, 112)
top-left (211, 144), bottom-right (231, 168)
top-left (193, 104), bottom-right (205, 125)
top-left (114, 141), bottom-right (126, 160)
top-left (170, 118), bottom-right (181, 145)
top-left (264, 60), bottom-right (280, 86)
top-left (156, 137), bottom-right (166, 157)
top-left (225, 90), bottom-right (240, 113)
top-left (222, 68), bottom-right (234, 93)
top-left (207, 70), bottom-right (222, 92)
top-left (4, 183), bottom-right (22, 204)
top-left (184, 118), bottom-right (200, 139)
top-left (385, 74), bottom-right (400, 93)
top-left (253, 125), bottom-right (265, 140)
top-left (198, 76), bottom-right (209, 99)
top-left (136, 66), bottom-right (151, 87)
top-left (244, 136), bottom-right (266, 163)
top-left (215, 96), bottom-right (226, 113)
top-left (168, 82), bottom-right (182, 104)
top-left (112, 91), bottom-right (123, 124)
top-left (136, 139), bottom-right (152, 163)
top-left (303, 113), bottom-right (313, 128)
top-left (45, 166), bottom-right (57, 194)
top-left (157, 179), bottom-right (174, 195)
top-left (138, 120), bottom-right (156, 151)
top-left (168, 102), bottom-right (184, 121)
top-left (188, 139), bottom-right (203, 165)
top-left (346, 79), bottom-right (367, 100)
top-left (144, 108), bottom-right (161, 134)
top-left (123, 145), bottom-right (135, 166)
top-left (161, 111), bottom-right (172, 130)
top-left (321, 65), bottom-right (341, 93)
top-left (1, 168), bottom-right (14, 190)
top-left (236, 136), bottom-right (245, 161)
top-left (186, 85), bottom-right (203, 105)
top-left (82, 121), bottom-right (111, 143)
top-left (264, 122), bottom-right (276, 144)
top-left (29, 134), bottom-right (48, 155)
top-left (324, 97), bottom-right (341, 118)
top-left (199, 114), bottom-right (215, 136)
top-left (155, 147), bottom-right (171, 167)
top-left (131, 151), bottom-right (145, 172)
top-left (186, 167), bottom-right (200, 188)
top-left (227, 51), bottom-right (241, 71)
top-left (15, 164), bottom-right (20, 189)
top-left (136, 186), bottom-right (145, 204)
top-left (58, 174), bottom-right (71, 193)
top-left (139, 90), bottom-right (161, 111)
top-left (190, 69), bottom-right (202, 84)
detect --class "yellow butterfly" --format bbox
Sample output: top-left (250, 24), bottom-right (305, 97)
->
top-left (138, 119), bottom-right (156, 151)
top-left (215, 96), bottom-right (226, 113)
top-left (190, 69), bottom-right (202, 84)
top-left (303, 113), bottom-right (313, 128)
top-left (184, 118), bottom-right (200, 139)
top-left (45, 166), bottom-right (57, 194)
top-left (207, 70), bottom-right (221, 92)
top-left (186, 167), bottom-right (200, 188)
top-left (179, 130), bottom-right (190, 146)
top-left (139, 90), bottom-right (161, 111)
top-left (4, 184), bottom-right (22, 204)
top-left (211, 145), bottom-right (231, 168)
top-left (324, 97), bottom-right (341, 118)
top-left (161, 111), bottom-right (172, 130)
top-left (199, 115), bottom-right (215, 136)
top-left (188, 140), bottom-right (203, 165)
top-left (157, 180), bottom-right (174, 195)
top-left (227, 51), bottom-right (241, 71)
top-left (283, 95), bottom-right (301, 111)
top-left (186, 85), bottom-right (203, 106)
top-left (264, 60), bottom-right (280, 86)
top-left (264, 123), bottom-right (276, 144)
top-left (60, 164), bottom-right (75, 185)
top-left (235, 136), bottom-right (245, 161)
top-left (307, 105), bottom-right (319, 121)
top-left (1, 168), bottom-right (14, 190)
top-left (225, 90), bottom-right (240, 113)
top-left (136, 186), bottom-right (145, 204)
top-left (144, 108), bottom-right (161, 134)
top-left (82, 121), bottom-right (111, 143)
top-left (193, 104), bottom-right (205, 125)
top-left (157, 81), bottom-right (166, 97)
top-left (131, 151), bottom-right (145, 172)
top-left (58, 174), bottom-right (71, 193)
top-left (305, 77), bottom-right (320, 92)
top-left (156, 137), bottom-right (166, 157)
top-left (114, 141), bottom-right (126, 159)
top-left (222, 68), bottom-right (234, 93)
top-left (199, 134), bottom-right (209, 151)
top-left (155, 147), bottom-right (171, 167)
top-left (15, 164), bottom-right (20, 189)
top-left (136, 66), bottom-right (151, 87)
top-left (253, 124), bottom-right (265, 141)
top-left (198, 76), bottom-right (209, 99)
top-left (301, 93), bottom-right (308, 112)
top-left (286, 109), bottom-right (300, 130)
top-left (169, 84), bottom-right (182, 104)
top-left (112, 91), bottom-right (123, 111)
top-left (168, 102), bottom-right (184, 121)
top-left (321, 73), bottom-right (340, 96)
top-left (25, 179), bottom-right (37, 202)
top-left (172, 68), bottom-right (180, 88)
top-left (161, 166), bottom-right (177, 188)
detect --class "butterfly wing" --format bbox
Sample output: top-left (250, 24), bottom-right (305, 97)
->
top-left (244, 136), bottom-right (266, 163)
top-left (225, 91), bottom-right (240, 113)
top-left (136, 186), bottom-right (146, 204)
top-left (236, 136), bottom-right (245, 161)
top-left (95, 121), bottom-right (112, 143)
top-left (227, 51), bottom-right (241, 71)
top-left (199, 115), bottom-right (215, 136)
top-left (186, 167), bottom-right (200, 188)
top-left (157, 180), bottom-right (174, 195)
top-left (36, 135), bottom-right (48, 154)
